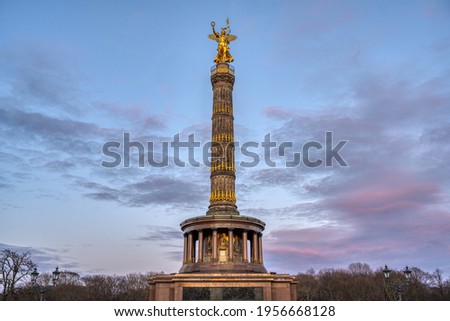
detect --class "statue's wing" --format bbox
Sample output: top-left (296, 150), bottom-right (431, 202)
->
top-left (208, 34), bottom-right (217, 40)
top-left (228, 35), bottom-right (237, 42)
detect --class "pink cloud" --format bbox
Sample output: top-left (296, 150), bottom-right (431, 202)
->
top-left (262, 224), bottom-right (426, 273)
top-left (265, 244), bottom-right (325, 258)
top-left (330, 171), bottom-right (441, 216)
top-left (263, 106), bottom-right (294, 120)
top-left (97, 101), bottom-right (165, 130)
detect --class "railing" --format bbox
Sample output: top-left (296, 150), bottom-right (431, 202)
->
top-left (211, 64), bottom-right (235, 75)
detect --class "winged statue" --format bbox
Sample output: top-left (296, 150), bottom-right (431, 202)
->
top-left (208, 18), bottom-right (237, 63)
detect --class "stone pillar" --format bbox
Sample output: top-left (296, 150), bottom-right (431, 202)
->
top-left (259, 233), bottom-right (263, 264)
top-left (263, 286), bottom-right (272, 300)
top-left (174, 285), bottom-right (183, 301)
top-left (148, 284), bottom-right (155, 300)
top-left (228, 229), bottom-right (233, 261)
top-left (212, 229), bottom-right (218, 262)
top-left (183, 234), bottom-right (188, 264)
top-left (242, 231), bottom-right (248, 263)
top-left (252, 232), bottom-right (258, 263)
top-left (187, 233), bottom-right (193, 263)
top-left (198, 230), bottom-right (203, 263)
top-left (192, 236), bottom-right (196, 263)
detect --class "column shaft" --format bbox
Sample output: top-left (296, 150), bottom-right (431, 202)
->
top-left (259, 233), bottom-right (263, 264)
top-left (252, 232), bottom-right (258, 263)
top-left (212, 229), bottom-right (218, 262)
top-left (228, 229), bottom-right (233, 261)
top-left (198, 230), bottom-right (204, 263)
top-left (187, 233), bottom-right (193, 263)
top-left (183, 234), bottom-right (188, 264)
top-left (242, 231), bottom-right (248, 263)
top-left (207, 65), bottom-right (239, 215)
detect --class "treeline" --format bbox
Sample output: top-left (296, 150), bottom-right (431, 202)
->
top-left (0, 248), bottom-right (161, 300)
top-left (2, 250), bottom-right (449, 300)
top-left (295, 263), bottom-right (450, 301)
top-left (8, 271), bottom-right (161, 301)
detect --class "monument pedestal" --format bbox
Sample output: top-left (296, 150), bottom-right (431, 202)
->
top-left (149, 272), bottom-right (297, 301)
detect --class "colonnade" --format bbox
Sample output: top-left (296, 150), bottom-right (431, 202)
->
top-left (182, 228), bottom-right (263, 265)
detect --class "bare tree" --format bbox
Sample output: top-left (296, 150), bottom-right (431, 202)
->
top-left (46, 271), bottom-right (84, 300)
top-left (117, 273), bottom-right (156, 300)
top-left (296, 269), bottom-right (319, 300)
top-left (348, 262), bottom-right (372, 275)
top-left (81, 272), bottom-right (163, 300)
top-left (430, 268), bottom-right (447, 299)
top-left (1, 249), bottom-right (36, 300)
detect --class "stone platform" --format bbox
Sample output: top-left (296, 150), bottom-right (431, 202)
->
top-left (149, 272), bottom-right (297, 301)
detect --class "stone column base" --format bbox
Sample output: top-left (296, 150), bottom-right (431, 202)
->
top-left (149, 272), bottom-right (297, 301)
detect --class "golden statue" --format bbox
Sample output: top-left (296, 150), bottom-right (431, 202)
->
top-left (208, 18), bottom-right (237, 63)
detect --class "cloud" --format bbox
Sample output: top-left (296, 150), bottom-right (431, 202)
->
top-left (262, 106), bottom-right (294, 120)
top-left (330, 175), bottom-right (441, 217)
top-left (263, 208), bottom-right (450, 274)
top-left (137, 225), bottom-right (182, 244)
top-left (243, 68), bottom-right (450, 274)
top-left (43, 160), bottom-right (77, 172)
top-left (0, 243), bottom-right (82, 272)
top-left (250, 168), bottom-right (302, 187)
top-left (0, 151), bottom-right (23, 164)
top-left (0, 107), bottom-right (104, 140)
top-left (0, 41), bottom-right (174, 210)
top-left (260, 70), bottom-right (450, 182)
top-left (263, 226), bottom-right (353, 273)
top-left (79, 174), bottom-right (208, 207)
top-left (164, 250), bottom-right (183, 263)
top-left (95, 102), bottom-right (166, 133)
top-left (241, 202), bottom-right (326, 224)
top-left (0, 41), bottom-right (84, 116)
top-left (135, 226), bottom-right (183, 264)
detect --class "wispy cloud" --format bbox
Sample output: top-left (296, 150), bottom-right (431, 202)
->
top-left (79, 174), bottom-right (207, 208)
top-left (0, 243), bottom-right (82, 272)
top-left (137, 225), bottom-right (182, 244)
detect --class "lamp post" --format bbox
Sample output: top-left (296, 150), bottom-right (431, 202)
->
top-left (30, 267), bottom-right (60, 301)
top-left (383, 265), bottom-right (412, 301)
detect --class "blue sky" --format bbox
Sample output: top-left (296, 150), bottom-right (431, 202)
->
top-left (1, 0), bottom-right (450, 277)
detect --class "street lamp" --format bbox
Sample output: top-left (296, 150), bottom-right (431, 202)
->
top-left (383, 265), bottom-right (412, 301)
top-left (30, 267), bottom-right (60, 301)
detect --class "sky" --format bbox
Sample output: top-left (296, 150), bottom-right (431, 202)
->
top-left (1, 0), bottom-right (450, 278)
